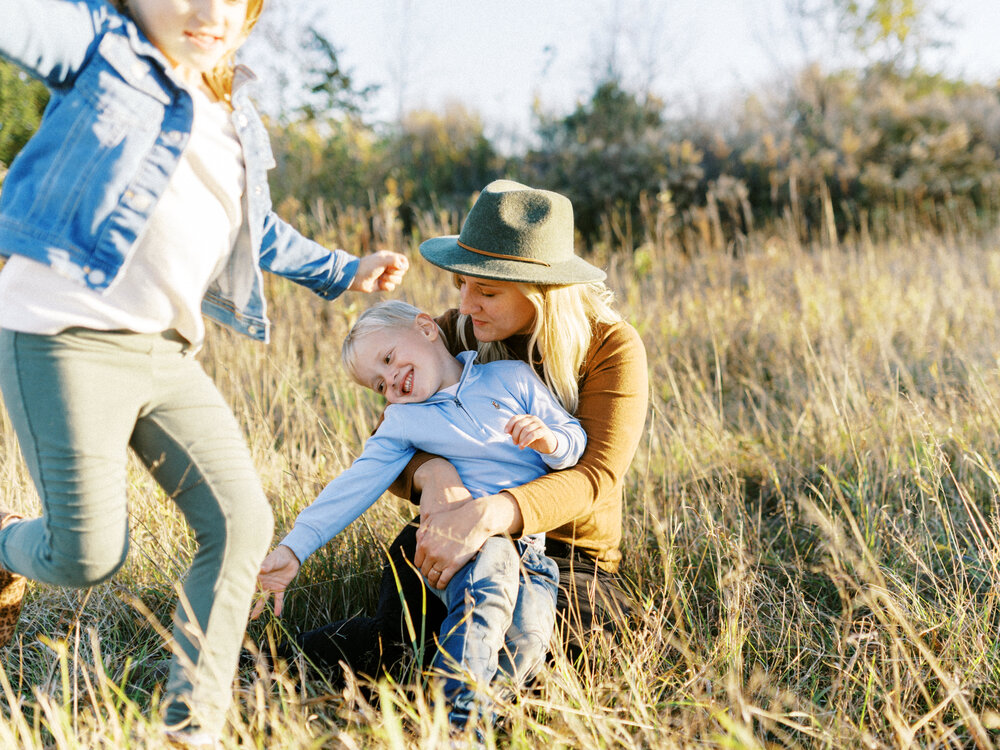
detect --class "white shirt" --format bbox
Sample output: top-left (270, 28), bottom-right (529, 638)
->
top-left (0, 85), bottom-right (245, 349)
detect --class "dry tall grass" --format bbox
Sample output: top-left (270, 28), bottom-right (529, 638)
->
top-left (2, 200), bottom-right (1000, 748)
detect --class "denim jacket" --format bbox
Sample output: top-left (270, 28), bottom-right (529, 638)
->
top-left (0, 0), bottom-right (358, 342)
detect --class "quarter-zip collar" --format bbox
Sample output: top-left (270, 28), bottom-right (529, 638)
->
top-left (422, 350), bottom-right (480, 404)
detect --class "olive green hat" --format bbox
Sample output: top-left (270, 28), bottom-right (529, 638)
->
top-left (419, 179), bottom-right (606, 284)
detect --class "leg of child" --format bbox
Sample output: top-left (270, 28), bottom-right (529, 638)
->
top-left (495, 536), bottom-right (559, 690)
top-left (0, 329), bottom-right (136, 589)
top-left (428, 535), bottom-right (519, 728)
top-left (128, 334), bottom-right (273, 737)
top-left (0, 329), bottom-right (272, 738)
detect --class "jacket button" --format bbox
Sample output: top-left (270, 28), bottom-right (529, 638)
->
top-left (247, 325), bottom-right (258, 335)
top-left (87, 269), bottom-right (106, 285)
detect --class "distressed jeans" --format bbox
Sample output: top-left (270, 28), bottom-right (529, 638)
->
top-left (427, 534), bottom-right (559, 727)
top-left (0, 328), bottom-right (273, 736)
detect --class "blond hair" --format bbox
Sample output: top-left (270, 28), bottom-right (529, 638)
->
top-left (456, 280), bottom-right (621, 414)
top-left (341, 301), bottom-right (430, 385)
top-left (113, 0), bottom-right (264, 105)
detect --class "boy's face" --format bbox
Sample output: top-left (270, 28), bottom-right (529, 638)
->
top-left (352, 318), bottom-right (459, 405)
top-left (129, 0), bottom-right (250, 88)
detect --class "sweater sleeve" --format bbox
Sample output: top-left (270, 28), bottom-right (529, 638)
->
top-left (508, 322), bottom-right (649, 536)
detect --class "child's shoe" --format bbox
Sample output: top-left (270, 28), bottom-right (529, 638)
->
top-left (0, 512), bottom-right (26, 648)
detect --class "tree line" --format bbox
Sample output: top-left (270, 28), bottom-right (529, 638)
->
top-left (2, 0), bottom-right (996, 248)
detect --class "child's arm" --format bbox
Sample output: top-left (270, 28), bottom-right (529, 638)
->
top-left (257, 213), bottom-right (407, 299)
top-left (0, 0), bottom-right (102, 87)
top-left (253, 414), bottom-right (417, 617)
top-left (512, 367), bottom-right (587, 470)
top-left (279, 429), bottom-right (417, 564)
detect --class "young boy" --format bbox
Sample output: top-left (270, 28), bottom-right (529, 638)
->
top-left (255, 300), bottom-right (585, 728)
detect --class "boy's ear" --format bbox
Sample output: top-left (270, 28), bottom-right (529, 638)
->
top-left (415, 313), bottom-right (438, 340)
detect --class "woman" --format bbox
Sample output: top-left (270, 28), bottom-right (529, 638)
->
top-left (265, 180), bottom-right (648, 678)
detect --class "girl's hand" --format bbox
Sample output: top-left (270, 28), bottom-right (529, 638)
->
top-left (251, 545), bottom-right (301, 619)
top-left (415, 492), bottom-right (522, 589)
top-left (505, 414), bottom-right (557, 454)
top-left (349, 251), bottom-right (409, 293)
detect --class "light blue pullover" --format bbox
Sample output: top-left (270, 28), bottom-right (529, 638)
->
top-left (281, 351), bottom-right (586, 563)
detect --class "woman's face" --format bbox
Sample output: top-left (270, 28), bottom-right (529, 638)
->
top-left (129, 0), bottom-right (250, 88)
top-left (456, 275), bottom-right (537, 342)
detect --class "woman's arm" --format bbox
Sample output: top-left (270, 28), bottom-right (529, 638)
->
top-left (508, 322), bottom-right (648, 534)
top-left (412, 460), bottom-right (521, 589)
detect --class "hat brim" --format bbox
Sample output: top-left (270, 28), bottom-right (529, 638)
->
top-left (419, 236), bottom-right (606, 285)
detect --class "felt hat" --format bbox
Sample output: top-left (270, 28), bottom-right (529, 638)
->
top-left (419, 180), bottom-right (606, 284)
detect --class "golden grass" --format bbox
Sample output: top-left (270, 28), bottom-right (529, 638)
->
top-left (2, 200), bottom-right (1000, 747)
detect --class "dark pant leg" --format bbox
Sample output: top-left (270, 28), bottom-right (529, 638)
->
top-left (295, 525), bottom-right (633, 679)
top-left (547, 541), bottom-right (634, 661)
top-left (295, 520), bottom-right (446, 680)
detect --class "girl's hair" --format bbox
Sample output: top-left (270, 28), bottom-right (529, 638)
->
top-left (455, 278), bottom-right (621, 414)
top-left (114, 0), bottom-right (265, 105)
top-left (341, 300), bottom-right (428, 384)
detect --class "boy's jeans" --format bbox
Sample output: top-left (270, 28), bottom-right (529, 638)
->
top-left (426, 534), bottom-right (559, 727)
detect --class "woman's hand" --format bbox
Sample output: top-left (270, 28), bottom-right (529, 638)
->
top-left (416, 492), bottom-right (522, 589)
top-left (251, 545), bottom-right (301, 619)
top-left (414, 458), bottom-right (474, 523)
top-left (349, 250), bottom-right (409, 293)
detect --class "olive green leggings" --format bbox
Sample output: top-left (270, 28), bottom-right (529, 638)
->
top-left (0, 327), bottom-right (273, 735)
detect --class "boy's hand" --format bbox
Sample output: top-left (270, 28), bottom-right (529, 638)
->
top-left (349, 251), bottom-right (409, 293)
top-left (251, 545), bottom-right (301, 619)
top-left (505, 414), bottom-right (557, 454)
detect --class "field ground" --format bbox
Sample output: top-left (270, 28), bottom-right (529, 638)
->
top-left (2, 205), bottom-right (1000, 747)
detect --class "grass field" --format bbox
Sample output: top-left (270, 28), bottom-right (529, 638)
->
top-left (2, 200), bottom-right (1000, 748)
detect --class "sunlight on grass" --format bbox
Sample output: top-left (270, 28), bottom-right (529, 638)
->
top-left (2, 197), bottom-right (1000, 747)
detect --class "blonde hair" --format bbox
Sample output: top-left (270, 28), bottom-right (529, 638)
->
top-left (456, 279), bottom-right (621, 414)
top-left (114, 0), bottom-right (264, 105)
top-left (341, 301), bottom-right (429, 385)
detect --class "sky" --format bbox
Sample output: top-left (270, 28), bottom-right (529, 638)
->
top-left (244, 0), bottom-right (1000, 141)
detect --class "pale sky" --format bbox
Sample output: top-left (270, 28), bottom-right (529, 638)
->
top-left (245, 0), bottom-right (1000, 140)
